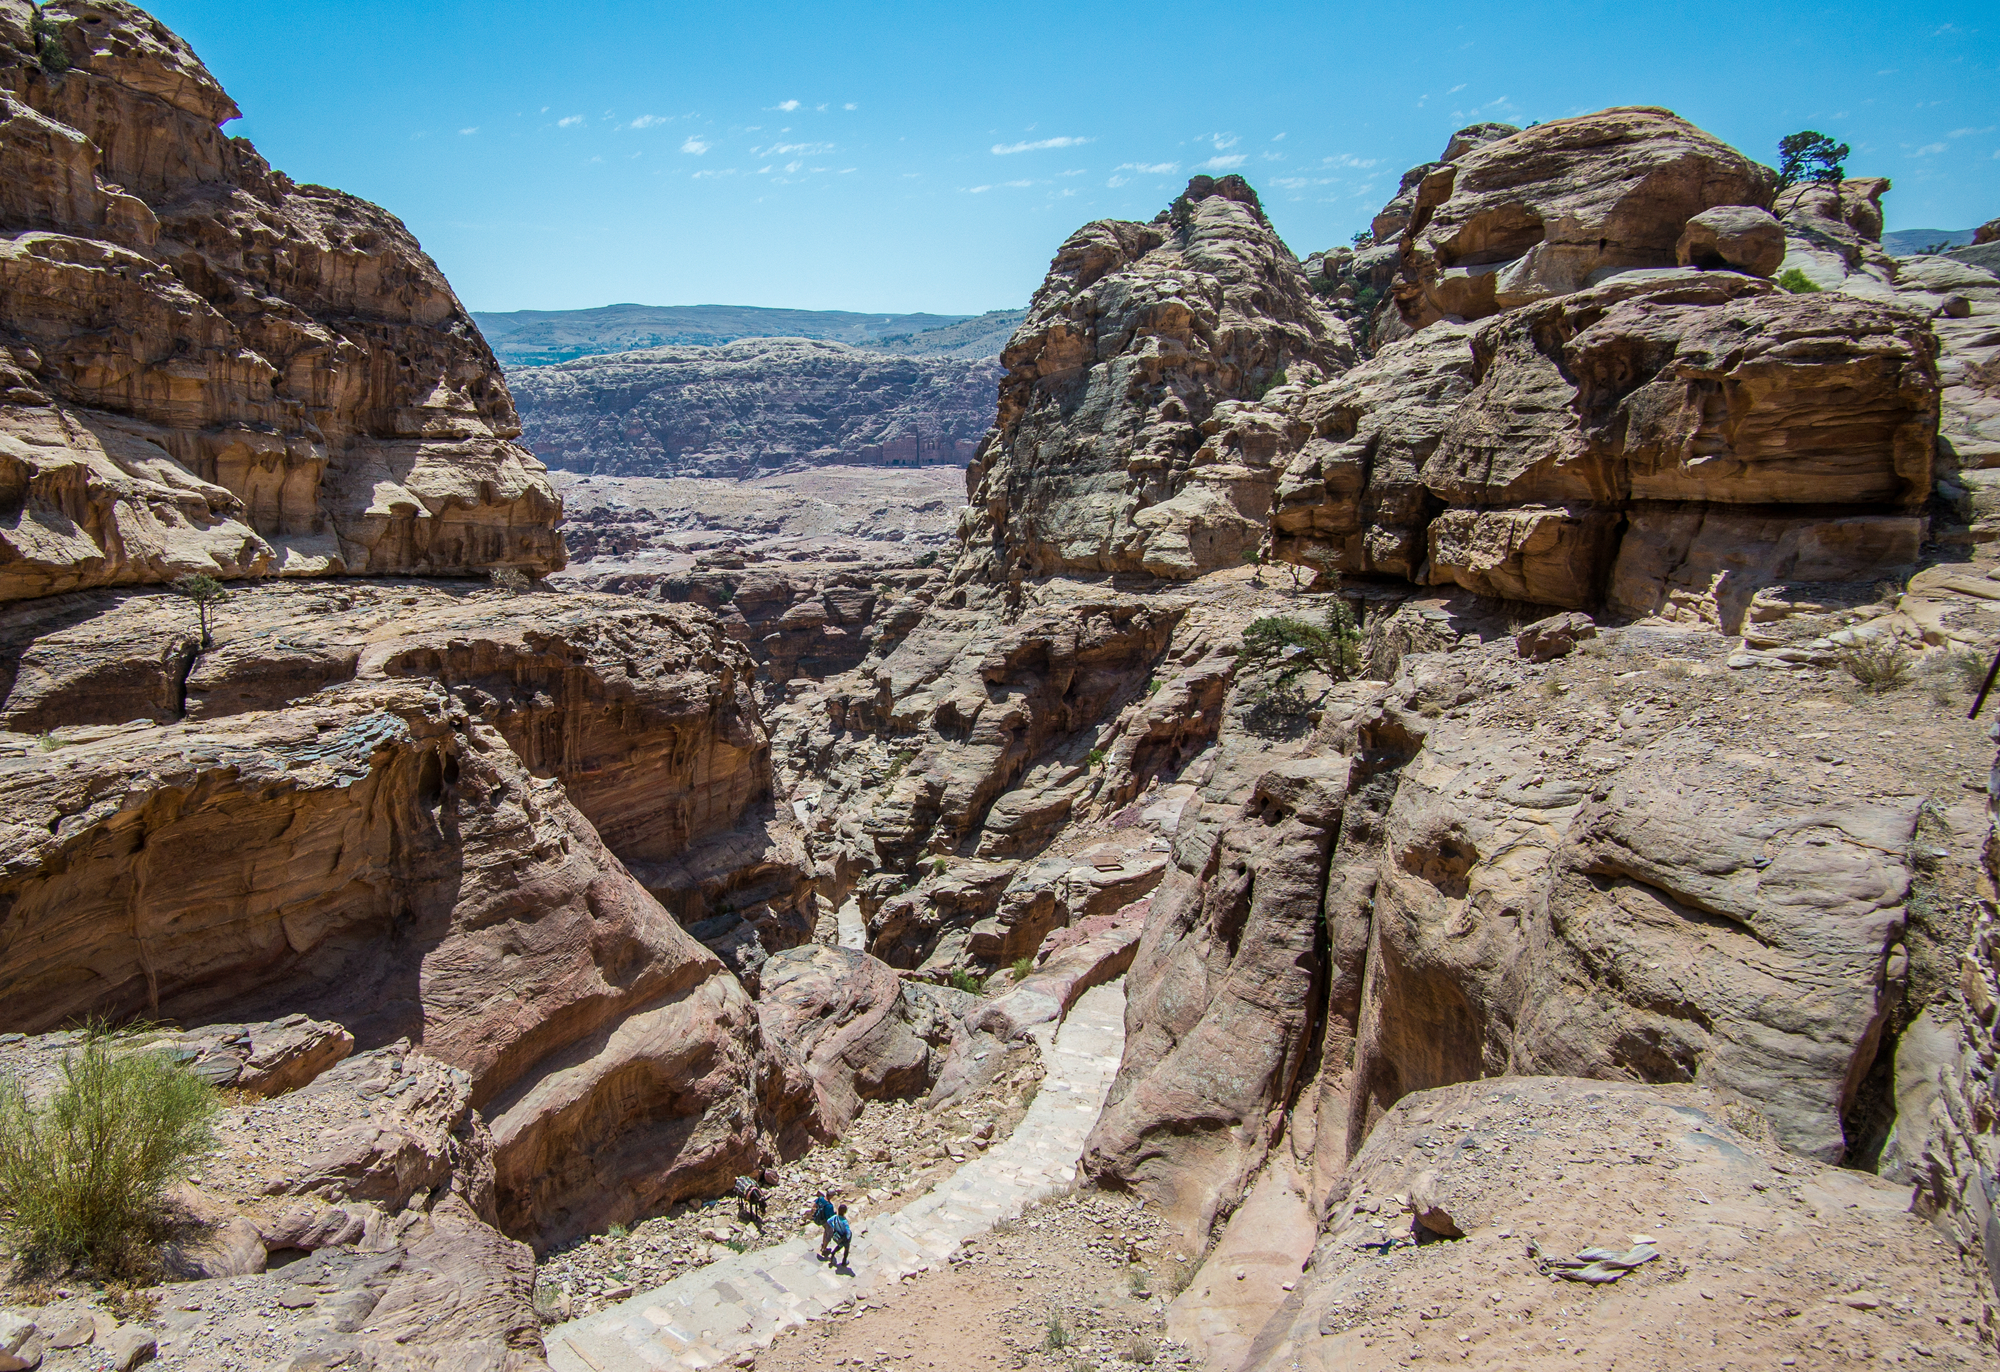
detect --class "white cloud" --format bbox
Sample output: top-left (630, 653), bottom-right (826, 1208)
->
top-left (459, 126), bottom-right (478, 136)
top-left (754, 141), bottom-right (833, 156)
top-left (844, 102), bottom-right (857, 110)
top-left (1107, 175), bottom-right (1130, 188)
top-left (1116, 161), bottom-right (1179, 175)
top-left (1004, 179), bottom-right (1034, 187)
top-left (691, 168), bottom-right (735, 179)
top-left (1915, 142), bottom-right (1947, 155)
top-left (628, 114), bottom-right (668, 130)
top-left (681, 136), bottom-right (711, 154)
top-left (992, 135), bottom-right (1091, 155)
top-left (773, 99), bottom-right (801, 112)
top-left (558, 114), bottom-right (584, 128)
top-left (1272, 132), bottom-right (1287, 141)
top-left (1201, 154), bottom-right (1247, 171)
top-left (1448, 83), bottom-right (1466, 93)
top-left (1059, 168), bottom-right (1087, 176)
top-left (1210, 133), bottom-right (1240, 150)
top-left (1949, 126), bottom-right (1996, 137)
top-left (966, 184), bottom-right (994, 193)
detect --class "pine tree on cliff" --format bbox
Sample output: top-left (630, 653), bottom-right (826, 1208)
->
top-left (1776, 131), bottom-right (1849, 192)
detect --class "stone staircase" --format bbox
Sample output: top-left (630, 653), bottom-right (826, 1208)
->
top-left (546, 979), bottom-right (1127, 1371)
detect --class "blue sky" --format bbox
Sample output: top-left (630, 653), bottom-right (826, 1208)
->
top-left (147, 1), bottom-right (1998, 315)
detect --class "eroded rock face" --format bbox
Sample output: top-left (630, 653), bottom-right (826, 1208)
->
top-left (755, 944), bottom-right (954, 1127)
top-left (956, 175), bottom-right (1353, 585)
top-left (0, 582), bottom-right (821, 1248)
top-left (1391, 107), bottom-right (1776, 327)
top-left (1264, 270), bottom-right (1936, 626)
top-left (0, 0), bottom-right (562, 602)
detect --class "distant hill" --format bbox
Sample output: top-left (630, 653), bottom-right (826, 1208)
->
top-left (472, 303), bottom-right (1025, 366)
top-left (1882, 227), bottom-right (1976, 256)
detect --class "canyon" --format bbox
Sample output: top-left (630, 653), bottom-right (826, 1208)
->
top-left (0, 9), bottom-right (1997, 1372)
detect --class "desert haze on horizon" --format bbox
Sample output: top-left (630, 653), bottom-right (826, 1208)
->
top-left (143, 0), bottom-right (2000, 315)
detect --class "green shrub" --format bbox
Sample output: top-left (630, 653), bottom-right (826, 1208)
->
top-left (606, 1222), bottom-right (629, 1239)
top-left (1241, 596), bottom-right (1363, 683)
top-left (31, 8), bottom-right (71, 78)
top-left (913, 550), bottom-right (939, 569)
top-left (948, 969), bottom-right (983, 995)
top-left (715, 579), bottom-right (736, 603)
top-left (1011, 956), bottom-right (1034, 981)
top-left (1043, 1311), bottom-right (1070, 1352)
top-left (1086, 747), bottom-right (1107, 770)
top-left (931, 856), bottom-right (949, 876)
top-left (0, 1026), bottom-right (219, 1278)
top-left (1775, 268), bottom-right (1821, 295)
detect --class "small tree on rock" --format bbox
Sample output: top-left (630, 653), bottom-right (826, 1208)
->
top-left (171, 573), bottom-right (228, 648)
top-left (1777, 131), bottom-right (1849, 193)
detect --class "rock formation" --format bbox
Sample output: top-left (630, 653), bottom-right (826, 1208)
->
top-left (507, 338), bottom-right (998, 478)
top-left (0, 581), bottom-right (822, 1247)
top-left (0, 0), bottom-right (563, 602)
top-left (954, 175), bottom-right (1354, 585)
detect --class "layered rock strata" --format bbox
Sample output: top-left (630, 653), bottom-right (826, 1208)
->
top-left (0, 0), bottom-right (562, 602)
top-left (0, 581), bottom-right (822, 1247)
top-left (955, 175), bottom-right (1354, 584)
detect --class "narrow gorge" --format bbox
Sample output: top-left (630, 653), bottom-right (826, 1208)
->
top-left (1, 7), bottom-right (1998, 1372)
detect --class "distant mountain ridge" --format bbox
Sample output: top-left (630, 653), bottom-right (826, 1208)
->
top-left (473, 303), bottom-right (1025, 365)
top-left (1882, 227), bottom-right (1976, 256)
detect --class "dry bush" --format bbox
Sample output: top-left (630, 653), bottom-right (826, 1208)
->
top-left (1835, 638), bottom-right (1911, 693)
top-left (488, 566), bottom-right (531, 593)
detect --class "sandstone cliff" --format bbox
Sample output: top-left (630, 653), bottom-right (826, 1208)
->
top-left (954, 174), bottom-right (1355, 585)
top-left (508, 338), bottom-right (999, 478)
top-left (0, 581), bottom-right (822, 1248)
top-left (0, 0), bottom-right (562, 602)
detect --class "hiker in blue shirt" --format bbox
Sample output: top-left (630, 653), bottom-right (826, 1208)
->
top-left (824, 1202), bottom-right (852, 1269)
top-left (811, 1191), bottom-right (837, 1258)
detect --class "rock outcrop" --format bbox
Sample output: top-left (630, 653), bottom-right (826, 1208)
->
top-left (508, 338), bottom-right (998, 478)
top-left (0, 581), bottom-right (822, 1247)
top-left (1232, 1078), bottom-right (1992, 1371)
top-left (955, 175), bottom-right (1354, 585)
top-left (0, 0), bottom-right (563, 602)
top-left (1387, 108), bottom-right (1777, 328)
top-left (1266, 269), bottom-right (1936, 625)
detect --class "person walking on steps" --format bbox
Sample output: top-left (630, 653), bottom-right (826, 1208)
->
top-left (811, 1190), bottom-right (836, 1259)
top-left (825, 1203), bottom-right (853, 1270)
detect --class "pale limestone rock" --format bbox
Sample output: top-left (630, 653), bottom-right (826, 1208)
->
top-left (1676, 204), bottom-right (1786, 276)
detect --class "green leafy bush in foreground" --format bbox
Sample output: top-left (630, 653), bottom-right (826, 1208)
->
top-left (1775, 267), bottom-right (1821, 295)
top-left (0, 1027), bottom-right (219, 1278)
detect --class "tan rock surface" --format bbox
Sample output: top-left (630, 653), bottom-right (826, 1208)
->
top-left (0, 0), bottom-right (561, 602)
top-left (1234, 1078), bottom-right (1990, 1371)
top-left (1391, 107), bottom-right (1776, 327)
top-left (956, 175), bottom-right (1352, 585)
top-left (754, 943), bottom-right (953, 1127)
top-left (0, 582), bottom-right (822, 1248)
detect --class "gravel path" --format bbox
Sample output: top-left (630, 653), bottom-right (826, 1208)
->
top-left (547, 980), bottom-right (1126, 1372)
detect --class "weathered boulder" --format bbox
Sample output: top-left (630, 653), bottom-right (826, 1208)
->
top-left (0, 0), bottom-right (561, 602)
top-left (1513, 610), bottom-right (1596, 662)
top-left (1391, 107), bottom-right (1776, 327)
top-left (956, 175), bottom-right (1352, 585)
top-left (1676, 203), bottom-right (1786, 276)
top-left (755, 944), bottom-right (949, 1126)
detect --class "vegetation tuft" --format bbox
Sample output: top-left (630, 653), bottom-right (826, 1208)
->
top-left (0, 1024), bottom-right (219, 1279)
top-left (1835, 637), bottom-right (1911, 693)
top-left (948, 969), bottom-right (983, 995)
top-left (1043, 1311), bottom-right (1070, 1353)
top-left (488, 566), bottom-right (531, 594)
top-left (1011, 955), bottom-right (1034, 982)
top-left (1775, 267), bottom-right (1822, 295)
top-left (31, 7), bottom-right (71, 79)
top-left (1776, 130), bottom-right (1849, 193)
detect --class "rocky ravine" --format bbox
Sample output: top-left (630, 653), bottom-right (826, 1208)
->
top-left (0, 0), bottom-right (563, 601)
top-left (759, 108), bottom-right (2000, 1370)
top-left (4, 11), bottom-right (2000, 1372)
